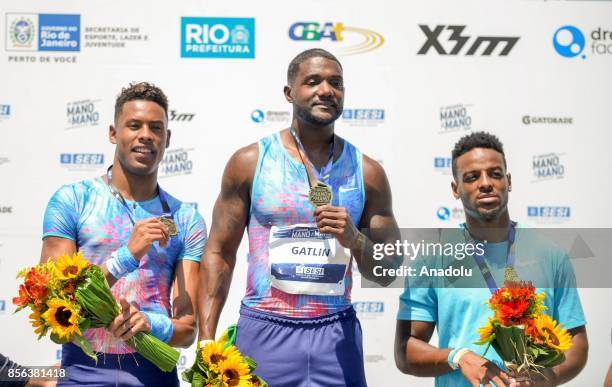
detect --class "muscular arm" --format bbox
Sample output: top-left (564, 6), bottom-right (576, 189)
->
top-left (197, 144), bottom-right (258, 341)
top-left (167, 260), bottom-right (200, 347)
top-left (351, 155), bottom-right (401, 284)
top-left (395, 319), bottom-right (453, 376)
top-left (40, 236), bottom-right (120, 287)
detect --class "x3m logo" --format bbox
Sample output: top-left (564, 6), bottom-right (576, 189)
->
top-left (417, 25), bottom-right (519, 56)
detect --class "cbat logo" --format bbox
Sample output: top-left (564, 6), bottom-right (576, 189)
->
top-left (181, 17), bottom-right (255, 58)
top-left (288, 22), bottom-right (384, 55)
top-left (553, 26), bottom-right (586, 59)
top-left (5, 13), bottom-right (80, 52)
top-left (60, 154), bottom-right (104, 165)
top-left (418, 25), bottom-right (519, 56)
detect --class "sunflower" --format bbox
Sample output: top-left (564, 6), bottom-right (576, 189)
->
top-left (478, 318), bottom-right (495, 343)
top-left (201, 341), bottom-right (241, 372)
top-left (42, 298), bottom-right (81, 340)
top-left (29, 308), bottom-right (47, 336)
top-left (54, 252), bottom-right (88, 281)
top-left (536, 314), bottom-right (573, 352)
top-left (218, 354), bottom-right (252, 387)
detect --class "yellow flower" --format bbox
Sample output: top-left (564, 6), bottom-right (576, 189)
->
top-left (201, 341), bottom-right (241, 372)
top-left (478, 318), bottom-right (495, 343)
top-left (54, 252), bottom-right (88, 281)
top-left (42, 298), bottom-right (81, 340)
top-left (29, 308), bottom-right (46, 336)
top-left (218, 354), bottom-right (252, 387)
top-left (536, 314), bottom-right (573, 352)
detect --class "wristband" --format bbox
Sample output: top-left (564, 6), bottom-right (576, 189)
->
top-left (448, 347), bottom-right (471, 370)
top-left (199, 339), bottom-right (214, 348)
top-left (142, 311), bottom-right (174, 343)
top-left (106, 246), bottom-right (139, 279)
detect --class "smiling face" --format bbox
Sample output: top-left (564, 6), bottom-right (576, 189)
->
top-left (285, 56), bottom-right (344, 126)
top-left (451, 147), bottom-right (512, 221)
top-left (109, 100), bottom-right (170, 176)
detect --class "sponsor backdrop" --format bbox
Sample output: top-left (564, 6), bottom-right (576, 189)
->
top-left (1, 0), bottom-right (611, 386)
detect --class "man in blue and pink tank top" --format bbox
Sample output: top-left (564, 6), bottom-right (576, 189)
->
top-left (198, 49), bottom-right (401, 386)
top-left (40, 83), bottom-right (207, 386)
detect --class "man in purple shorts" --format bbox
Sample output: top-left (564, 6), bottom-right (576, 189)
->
top-left (40, 82), bottom-right (207, 386)
top-left (197, 48), bottom-right (400, 386)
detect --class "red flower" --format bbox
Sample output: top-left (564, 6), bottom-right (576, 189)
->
top-left (13, 268), bottom-right (50, 307)
top-left (12, 284), bottom-right (31, 306)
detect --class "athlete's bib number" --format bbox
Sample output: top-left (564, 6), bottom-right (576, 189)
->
top-left (268, 224), bottom-right (350, 296)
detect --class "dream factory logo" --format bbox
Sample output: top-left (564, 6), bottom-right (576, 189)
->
top-left (417, 25), bottom-right (519, 56)
top-left (436, 206), bottom-right (464, 221)
top-left (288, 22), bottom-right (384, 55)
top-left (553, 26), bottom-right (586, 59)
top-left (553, 25), bottom-right (612, 59)
top-left (250, 109), bottom-right (290, 124)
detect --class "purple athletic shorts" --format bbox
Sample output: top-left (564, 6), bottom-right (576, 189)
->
top-left (235, 304), bottom-right (368, 387)
top-left (57, 342), bottom-right (179, 387)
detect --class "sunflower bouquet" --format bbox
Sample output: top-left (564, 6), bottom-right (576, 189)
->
top-left (182, 325), bottom-right (267, 387)
top-left (476, 281), bottom-right (573, 377)
top-left (13, 252), bottom-right (179, 372)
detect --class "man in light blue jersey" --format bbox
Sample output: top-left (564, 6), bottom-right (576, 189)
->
top-left (198, 49), bottom-right (401, 386)
top-left (40, 82), bottom-right (206, 386)
top-left (394, 132), bottom-right (588, 387)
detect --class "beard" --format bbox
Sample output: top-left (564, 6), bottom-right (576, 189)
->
top-left (295, 104), bottom-right (343, 126)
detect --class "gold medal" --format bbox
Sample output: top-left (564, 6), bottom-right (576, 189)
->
top-left (159, 216), bottom-right (178, 237)
top-left (309, 182), bottom-right (333, 206)
top-left (504, 266), bottom-right (519, 282)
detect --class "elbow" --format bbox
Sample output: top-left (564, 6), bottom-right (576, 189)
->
top-left (394, 342), bottom-right (417, 375)
top-left (170, 322), bottom-right (197, 348)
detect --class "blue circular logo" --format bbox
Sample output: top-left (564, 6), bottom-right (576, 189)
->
top-left (553, 25), bottom-right (585, 58)
top-left (251, 109), bottom-right (264, 123)
top-left (436, 206), bottom-right (451, 221)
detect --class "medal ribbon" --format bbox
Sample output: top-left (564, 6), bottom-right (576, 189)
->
top-left (105, 165), bottom-right (172, 226)
top-left (463, 221), bottom-right (517, 293)
top-left (289, 127), bottom-right (335, 188)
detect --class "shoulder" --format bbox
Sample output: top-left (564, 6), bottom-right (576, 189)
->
top-left (49, 177), bottom-right (101, 204)
top-left (361, 154), bottom-right (389, 190)
top-left (223, 142), bottom-right (260, 188)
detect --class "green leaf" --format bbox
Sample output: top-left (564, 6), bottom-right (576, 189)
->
top-left (253, 374), bottom-right (269, 387)
top-left (223, 324), bottom-right (238, 347)
top-left (72, 335), bottom-right (97, 362)
top-left (181, 368), bottom-right (194, 383)
top-left (50, 332), bottom-right (69, 345)
top-left (191, 371), bottom-right (205, 387)
top-left (244, 356), bottom-right (257, 371)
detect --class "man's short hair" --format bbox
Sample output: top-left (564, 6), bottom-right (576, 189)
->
top-left (287, 48), bottom-right (342, 84)
top-left (451, 131), bottom-right (506, 178)
top-left (114, 82), bottom-right (168, 122)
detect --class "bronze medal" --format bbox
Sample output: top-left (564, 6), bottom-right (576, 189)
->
top-left (159, 216), bottom-right (178, 237)
top-left (309, 182), bottom-right (333, 206)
